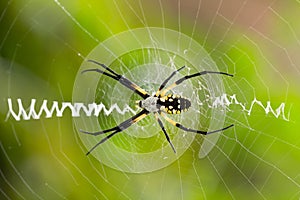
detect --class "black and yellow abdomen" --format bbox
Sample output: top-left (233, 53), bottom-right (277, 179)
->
top-left (157, 94), bottom-right (191, 114)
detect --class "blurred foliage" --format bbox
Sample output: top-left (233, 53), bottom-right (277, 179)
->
top-left (1, 0), bottom-right (300, 199)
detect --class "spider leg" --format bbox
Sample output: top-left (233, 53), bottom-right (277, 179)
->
top-left (81, 109), bottom-right (149, 155)
top-left (154, 113), bottom-right (176, 153)
top-left (82, 60), bottom-right (150, 99)
top-left (84, 131), bottom-right (118, 156)
top-left (155, 66), bottom-right (185, 97)
top-left (160, 70), bottom-right (233, 96)
top-left (160, 113), bottom-right (234, 135)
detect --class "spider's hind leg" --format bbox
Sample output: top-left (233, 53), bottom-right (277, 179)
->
top-left (160, 112), bottom-right (234, 135)
top-left (160, 70), bottom-right (233, 96)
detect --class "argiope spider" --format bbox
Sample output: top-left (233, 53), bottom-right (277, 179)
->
top-left (80, 60), bottom-right (234, 155)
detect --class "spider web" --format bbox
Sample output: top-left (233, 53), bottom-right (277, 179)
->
top-left (1, 0), bottom-right (300, 199)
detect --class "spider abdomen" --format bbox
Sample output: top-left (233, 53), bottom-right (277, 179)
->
top-left (158, 94), bottom-right (191, 114)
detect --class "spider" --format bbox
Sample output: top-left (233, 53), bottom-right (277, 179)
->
top-left (80, 60), bottom-right (234, 155)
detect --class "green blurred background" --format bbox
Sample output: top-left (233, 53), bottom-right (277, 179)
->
top-left (1, 0), bottom-right (300, 199)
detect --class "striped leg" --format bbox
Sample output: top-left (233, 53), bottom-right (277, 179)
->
top-left (160, 113), bottom-right (234, 135)
top-left (83, 60), bottom-right (150, 99)
top-left (160, 70), bottom-right (233, 96)
top-left (81, 109), bottom-right (149, 155)
top-left (155, 66), bottom-right (185, 97)
top-left (155, 113), bottom-right (176, 153)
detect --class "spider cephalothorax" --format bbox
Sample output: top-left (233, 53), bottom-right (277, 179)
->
top-left (81, 60), bottom-right (234, 155)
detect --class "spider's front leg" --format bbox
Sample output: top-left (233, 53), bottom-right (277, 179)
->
top-left (83, 60), bottom-right (150, 99)
top-left (80, 109), bottom-right (149, 155)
